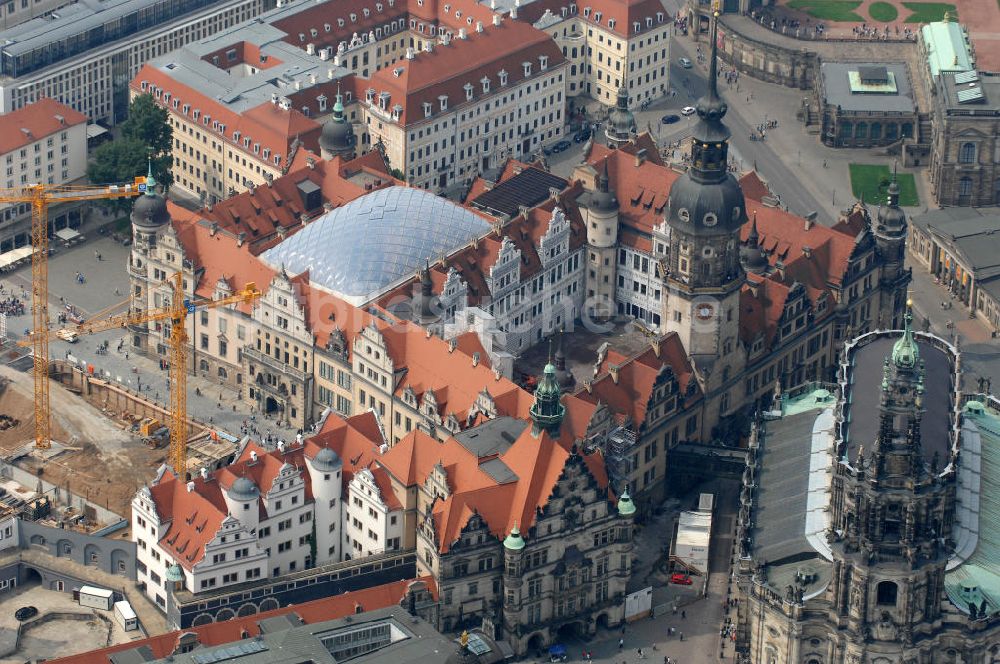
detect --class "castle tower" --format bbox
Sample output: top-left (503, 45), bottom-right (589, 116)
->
top-left (529, 356), bottom-right (566, 436)
top-left (580, 160), bottom-right (619, 320)
top-left (305, 446), bottom-right (343, 563)
top-left (661, 12), bottom-right (746, 413)
top-left (605, 87), bottom-right (637, 149)
top-left (319, 92), bottom-right (357, 161)
top-left (128, 164), bottom-right (171, 353)
top-left (872, 166), bottom-right (911, 329)
top-left (501, 523), bottom-right (526, 640)
top-left (413, 261), bottom-right (440, 329)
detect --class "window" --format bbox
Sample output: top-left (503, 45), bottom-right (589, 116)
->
top-left (959, 176), bottom-right (973, 197)
top-left (877, 581), bottom-right (897, 606)
top-left (959, 142), bottom-right (976, 164)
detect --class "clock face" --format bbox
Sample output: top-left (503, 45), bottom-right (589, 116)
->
top-left (696, 304), bottom-right (715, 320)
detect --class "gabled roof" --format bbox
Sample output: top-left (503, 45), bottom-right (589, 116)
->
top-left (365, 19), bottom-right (565, 125)
top-left (512, 0), bottom-right (669, 38)
top-left (0, 98), bottom-right (87, 155)
top-left (148, 472), bottom-right (228, 570)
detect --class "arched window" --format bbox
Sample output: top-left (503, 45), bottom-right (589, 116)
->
top-left (959, 176), bottom-right (973, 197)
top-left (870, 122), bottom-right (882, 140)
top-left (199, 359), bottom-right (209, 371)
top-left (877, 580), bottom-right (897, 606)
top-left (959, 142), bottom-right (977, 164)
top-left (218, 367), bottom-right (228, 379)
top-left (855, 122), bottom-right (868, 139)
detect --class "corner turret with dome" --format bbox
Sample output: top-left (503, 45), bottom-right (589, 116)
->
top-left (605, 86), bottom-right (637, 149)
top-left (131, 163), bottom-right (170, 230)
top-left (319, 91), bottom-right (357, 161)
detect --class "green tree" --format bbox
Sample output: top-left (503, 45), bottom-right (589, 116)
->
top-left (87, 137), bottom-right (164, 214)
top-left (122, 94), bottom-right (173, 160)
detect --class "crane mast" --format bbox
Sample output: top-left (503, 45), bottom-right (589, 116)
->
top-left (0, 180), bottom-right (147, 449)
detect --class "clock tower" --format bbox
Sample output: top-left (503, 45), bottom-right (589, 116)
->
top-left (662, 12), bottom-right (745, 416)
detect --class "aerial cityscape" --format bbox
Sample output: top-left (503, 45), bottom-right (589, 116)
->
top-left (0, 0), bottom-right (996, 659)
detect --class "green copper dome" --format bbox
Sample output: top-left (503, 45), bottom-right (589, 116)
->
top-left (530, 352), bottom-right (566, 435)
top-left (165, 563), bottom-right (184, 583)
top-left (891, 300), bottom-right (919, 369)
top-left (618, 487), bottom-right (636, 516)
top-left (503, 522), bottom-right (525, 550)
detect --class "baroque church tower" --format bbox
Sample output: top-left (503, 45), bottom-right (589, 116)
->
top-left (872, 168), bottom-right (911, 330)
top-left (662, 12), bottom-right (745, 414)
top-left (825, 304), bottom-right (955, 658)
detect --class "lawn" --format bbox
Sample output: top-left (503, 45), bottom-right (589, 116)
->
top-left (901, 1), bottom-right (956, 22)
top-left (868, 1), bottom-right (899, 20)
top-left (849, 164), bottom-right (920, 207)
top-left (786, 0), bottom-right (864, 21)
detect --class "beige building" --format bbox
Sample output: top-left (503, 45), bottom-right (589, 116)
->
top-left (362, 18), bottom-right (568, 190)
top-left (525, 0), bottom-right (671, 109)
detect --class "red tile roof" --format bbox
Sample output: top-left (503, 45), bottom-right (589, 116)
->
top-left (0, 98), bottom-right (86, 155)
top-left (271, 0), bottom-right (410, 53)
top-left (131, 65), bottom-right (321, 169)
top-left (738, 170), bottom-right (771, 202)
top-left (149, 472), bottom-right (228, 570)
top-left (365, 19), bottom-right (565, 125)
top-left (48, 577), bottom-right (437, 664)
top-left (514, 0), bottom-right (670, 38)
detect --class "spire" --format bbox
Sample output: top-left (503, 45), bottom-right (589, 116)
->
top-left (695, 11), bottom-right (728, 127)
top-left (598, 159), bottom-right (610, 192)
top-left (145, 158), bottom-right (157, 196)
top-left (891, 298), bottom-right (919, 369)
top-left (887, 162), bottom-right (900, 208)
top-left (747, 211), bottom-right (759, 244)
top-left (617, 486), bottom-right (636, 516)
top-left (503, 521), bottom-right (525, 550)
top-left (416, 260), bottom-right (437, 325)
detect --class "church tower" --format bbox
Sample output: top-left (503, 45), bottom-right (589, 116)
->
top-left (530, 356), bottom-right (565, 436)
top-left (319, 92), bottom-right (357, 161)
top-left (662, 12), bottom-right (745, 410)
top-left (872, 167), bottom-right (911, 329)
top-left (825, 303), bottom-right (955, 655)
top-left (605, 87), bottom-right (637, 149)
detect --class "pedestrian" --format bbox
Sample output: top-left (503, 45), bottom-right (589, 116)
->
top-left (681, 610), bottom-right (686, 619)
top-left (619, 638), bottom-right (625, 650)
top-left (679, 632), bottom-right (684, 642)
top-left (638, 648), bottom-right (645, 659)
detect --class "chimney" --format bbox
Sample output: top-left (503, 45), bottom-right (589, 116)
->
top-left (250, 450), bottom-right (258, 462)
top-left (209, 222), bottom-right (219, 236)
top-left (475, 20), bottom-right (483, 32)
top-left (804, 217), bottom-right (813, 231)
top-left (278, 441), bottom-right (286, 453)
top-left (306, 43), bottom-right (316, 55)
top-left (510, 4), bottom-right (517, 18)
top-left (405, 46), bottom-right (415, 59)
top-left (492, 13), bottom-right (501, 25)
top-left (309, 73), bottom-right (317, 84)
top-left (449, 338), bottom-right (457, 353)
top-left (458, 27), bottom-right (467, 39)
top-left (651, 341), bottom-right (661, 358)
top-left (200, 468), bottom-right (209, 480)
top-left (320, 48), bottom-right (330, 61)
top-left (635, 148), bottom-right (647, 166)
top-left (271, 92), bottom-right (279, 104)
top-left (472, 352), bottom-right (480, 367)
top-left (328, 67), bottom-right (336, 79)
top-left (609, 364), bottom-right (620, 384)
top-left (306, 156), bottom-right (316, 169)
top-left (186, 481), bottom-right (195, 493)
top-left (237, 232), bottom-right (247, 247)
top-left (802, 245), bottom-right (812, 258)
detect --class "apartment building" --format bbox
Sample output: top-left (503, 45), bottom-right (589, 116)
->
top-left (515, 0), bottom-right (670, 107)
top-left (0, 98), bottom-right (87, 253)
top-left (0, 0), bottom-right (271, 124)
top-left (363, 18), bottom-right (568, 190)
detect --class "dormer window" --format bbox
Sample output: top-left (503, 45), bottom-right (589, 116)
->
top-left (378, 92), bottom-right (390, 111)
top-left (366, 88), bottom-right (376, 103)
top-left (274, 154), bottom-right (281, 165)
top-left (439, 94), bottom-right (448, 111)
top-left (193, 109), bottom-right (200, 120)
top-left (377, 1), bottom-right (383, 9)
top-left (539, 55), bottom-right (549, 71)
top-left (172, 99), bottom-right (180, 109)
top-left (263, 148), bottom-right (270, 159)
top-left (324, 22), bottom-right (331, 31)
top-left (594, 11), bottom-right (602, 22)
top-left (350, 12), bottom-right (357, 22)
top-left (318, 95), bottom-right (327, 111)
top-left (481, 77), bottom-right (490, 93)
top-left (243, 137), bottom-right (251, 148)
top-left (298, 33), bottom-right (305, 42)
top-left (392, 104), bottom-right (402, 121)
top-left (233, 130), bottom-right (241, 141)
top-left (203, 115), bottom-right (210, 126)
top-left (499, 69), bottom-right (508, 85)
top-left (310, 28), bottom-right (318, 37)
top-left (465, 83), bottom-right (474, 101)
top-left (182, 103), bottom-right (190, 115)
top-left (583, 6), bottom-right (591, 17)
top-left (338, 18), bottom-right (345, 27)
top-left (608, 18), bottom-right (616, 29)
top-left (656, 11), bottom-right (663, 21)
top-left (646, 16), bottom-right (653, 27)
top-left (523, 62), bottom-right (532, 76)
top-left (633, 21), bottom-right (640, 33)
top-left (423, 101), bottom-right (432, 118)
top-left (253, 143), bottom-right (260, 154)
top-left (363, 7), bottom-right (370, 16)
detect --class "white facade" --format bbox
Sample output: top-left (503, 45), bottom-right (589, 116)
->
top-left (0, 0), bottom-right (268, 123)
top-left (438, 206), bottom-right (586, 353)
top-left (342, 468), bottom-right (404, 559)
top-left (614, 244), bottom-right (664, 328)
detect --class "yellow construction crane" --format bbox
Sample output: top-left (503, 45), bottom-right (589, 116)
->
top-left (21, 274), bottom-right (261, 474)
top-left (0, 178), bottom-right (148, 451)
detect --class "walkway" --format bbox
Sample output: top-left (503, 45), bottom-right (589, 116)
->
top-left (1, 547), bottom-right (168, 635)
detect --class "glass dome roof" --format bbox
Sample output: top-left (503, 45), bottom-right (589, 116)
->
top-left (261, 186), bottom-right (492, 304)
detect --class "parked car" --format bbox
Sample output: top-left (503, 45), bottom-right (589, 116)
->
top-left (678, 57), bottom-right (693, 68)
top-left (551, 140), bottom-right (572, 153)
top-left (661, 114), bottom-right (681, 124)
top-left (681, 106), bottom-right (697, 116)
top-left (573, 127), bottom-right (592, 143)
top-left (15, 606), bottom-right (38, 621)
top-left (670, 573), bottom-right (693, 586)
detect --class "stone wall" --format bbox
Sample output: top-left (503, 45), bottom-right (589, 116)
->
top-left (18, 519), bottom-right (136, 580)
top-left (717, 19), bottom-right (819, 90)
